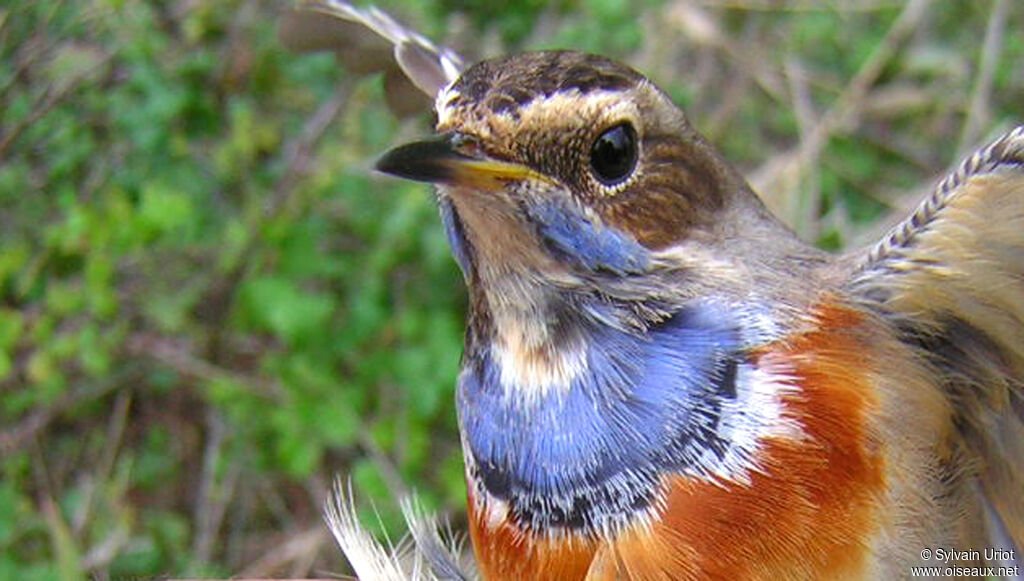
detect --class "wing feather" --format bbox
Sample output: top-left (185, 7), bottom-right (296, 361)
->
top-left (849, 125), bottom-right (1024, 549)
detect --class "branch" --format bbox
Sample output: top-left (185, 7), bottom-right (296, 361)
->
top-left (957, 0), bottom-right (1007, 156)
top-left (748, 0), bottom-right (931, 217)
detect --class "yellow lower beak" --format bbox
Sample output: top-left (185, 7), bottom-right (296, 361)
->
top-left (375, 134), bottom-right (540, 191)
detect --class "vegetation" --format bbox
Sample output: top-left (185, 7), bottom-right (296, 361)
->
top-left (1, 0), bottom-right (1020, 578)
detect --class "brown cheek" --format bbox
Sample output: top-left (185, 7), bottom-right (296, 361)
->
top-left (596, 139), bottom-right (726, 249)
top-left (599, 182), bottom-right (713, 249)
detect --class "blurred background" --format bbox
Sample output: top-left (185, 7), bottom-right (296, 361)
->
top-left (1, 0), bottom-right (1021, 578)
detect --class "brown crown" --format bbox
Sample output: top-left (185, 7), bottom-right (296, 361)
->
top-left (447, 51), bottom-right (644, 118)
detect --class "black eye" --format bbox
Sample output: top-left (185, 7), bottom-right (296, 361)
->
top-left (589, 123), bottom-right (638, 186)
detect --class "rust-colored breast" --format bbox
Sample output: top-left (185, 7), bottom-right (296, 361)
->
top-left (469, 303), bottom-right (889, 580)
top-left (467, 493), bottom-right (598, 581)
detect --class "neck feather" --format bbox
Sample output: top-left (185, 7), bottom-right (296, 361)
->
top-left (458, 299), bottom-right (799, 539)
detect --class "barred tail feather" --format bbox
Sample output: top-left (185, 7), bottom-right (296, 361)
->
top-left (325, 479), bottom-right (474, 581)
top-left (280, 0), bottom-right (465, 117)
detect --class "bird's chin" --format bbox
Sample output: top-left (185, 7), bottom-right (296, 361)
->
top-left (442, 184), bottom-right (565, 277)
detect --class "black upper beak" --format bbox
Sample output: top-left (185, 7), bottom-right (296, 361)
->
top-left (374, 134), bottom-right (468, 184)
top-left (375, 134), bottom-right (539, 189)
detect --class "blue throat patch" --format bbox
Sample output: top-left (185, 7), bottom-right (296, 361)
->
top-left (526, 196), bottom-right (649, 274)
top-left (458, 303), bottom-right (742, 535)
top-left (438, 193), bottom-right (649, 277)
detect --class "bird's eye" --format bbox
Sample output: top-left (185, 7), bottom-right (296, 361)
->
top-left (589, 123), bottom-right (638, 186)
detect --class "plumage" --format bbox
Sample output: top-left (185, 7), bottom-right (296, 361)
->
top-left (850, 127), bottom-right (1024, 553)
top-left (281, 4), bottom-right (1024, 579)
top-left (279, 0), bottom-right (464, 116)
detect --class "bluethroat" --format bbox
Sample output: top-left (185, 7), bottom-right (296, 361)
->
top-left (282, 2), bottom-right (1024, 579)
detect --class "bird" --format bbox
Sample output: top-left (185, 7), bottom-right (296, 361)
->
top-left (281, 2), bottom-right (1024, 579)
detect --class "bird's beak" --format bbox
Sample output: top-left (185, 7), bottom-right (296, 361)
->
top-left (375, 134), bottom-right (540, 191)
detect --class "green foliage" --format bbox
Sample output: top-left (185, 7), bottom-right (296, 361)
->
top-left (2, 1), bottom-right (466, 576)
top-left (1, 0), bottom-right (1020, 578)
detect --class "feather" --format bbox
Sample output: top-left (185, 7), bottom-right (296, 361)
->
top-left (849, 125), bottom-right (1024, 550)
top-left (324, 479), bottom-right (473, 580)
top-left (400, 496), bottom-right (474, 581)
top-left (279, 0), bottom-right (465, 116)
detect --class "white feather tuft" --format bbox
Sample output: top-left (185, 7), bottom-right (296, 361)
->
top-left (324, 478), bottom-right (474, 580)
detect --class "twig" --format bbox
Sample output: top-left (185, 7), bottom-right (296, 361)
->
top-left (236, 526), bottom-right (330, 578)
top-left (124, 332), bottom-right (283, 399)
top-left (749, 0), bottom-right (931, 214)
top-left (783, 57), bottom-right (822, 241)
top-left (667, 2), bottom-right (785, 102)
top-left (0, 375), bottom-right (124, 456)
top-left (957, 0), bottom-right (1007, 156)
top-left (81, 523), bottom-right (130, 572)
top-left (702, 64), bottom-right (753, 140)
top-left (192, 408), bottom-right (241, 566)
top-left (72, 390), bottom-right (132, 536)
top-left (0, 52), bottom-right (112, 159)
top-left (267, 84), bottom-right (352, 217)
top-left (693, 0), bottom-right (907, 12)
top-left (358, 430), bottom-right (413, 503)
top-left (0, 5), bottom-right (56, 99)
top-left (196, 83), bottom-right (352, 366)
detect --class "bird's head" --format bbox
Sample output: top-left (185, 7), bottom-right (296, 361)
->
top-left (376, 51), bottom-right (825, 351)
